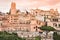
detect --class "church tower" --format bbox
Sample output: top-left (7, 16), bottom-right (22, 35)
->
top-left (11, 2), bottom-right (16, 15)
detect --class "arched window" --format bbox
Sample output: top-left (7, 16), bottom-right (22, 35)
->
top-left (58, 24), bottom-right (60, 27)
top-left (52, 18), bottom-right (58, 22)
top-left (53, 23), bottom-right (57, 27)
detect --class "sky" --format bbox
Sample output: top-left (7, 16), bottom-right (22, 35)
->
top-left (0, 0), bottom-right (60, 13)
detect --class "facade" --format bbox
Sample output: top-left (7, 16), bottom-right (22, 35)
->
top-left (30, 8), bottom-right (60, 30)
top-left (0, 2), bottom-right (60, 32)
top-left (46, 15), bottom-right (60, 30)
top-left (0, 2), bottom-right (45, 32)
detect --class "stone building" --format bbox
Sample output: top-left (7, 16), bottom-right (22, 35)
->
top-left (30, 8), bottom-right (60, 30)
top-left (0, 2), bottom-right (59, 32)
top-left (0, 2), bottom-right (44, 32)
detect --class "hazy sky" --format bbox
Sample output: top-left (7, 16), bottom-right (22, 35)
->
top-left (0, 0), bottom-right (60, 13)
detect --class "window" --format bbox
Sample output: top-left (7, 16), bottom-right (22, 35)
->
top-left (26, 21), bottom-right (31, 24)
top-left (35, 11), bottom-right (38, 13)
top-left (59, 24), bottom-right (60, 27)
top-left (34, 27), bottom-right (35, 29)
top-left (14, 19), bottom-right (18, 20)
top-left (53, 23), bottom-right (57, 27)
top-left (53, 19), bottom-right (58, 22)
top-left (14, 20), bottom-right (17, 22)
top-left (1, 23), bottom-right (2, 26)
top-left (34, 26), bottom-right (38, 31)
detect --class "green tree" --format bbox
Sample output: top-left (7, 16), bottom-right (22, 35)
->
top-left (39, 26), bottom-right (55, 40)
top-left (53, 32), bottom-right (60, 40)
top-left (0, 31), bottom-right (26, 40)
top-left (35, 36), bottom-right (41, 40)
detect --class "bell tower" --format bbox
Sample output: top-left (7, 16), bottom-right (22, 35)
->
top-left (11, 2), bottom-right (16, 15)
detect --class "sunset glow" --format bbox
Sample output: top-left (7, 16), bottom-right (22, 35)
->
top-left (0, 0), bottom-right (60, 13)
